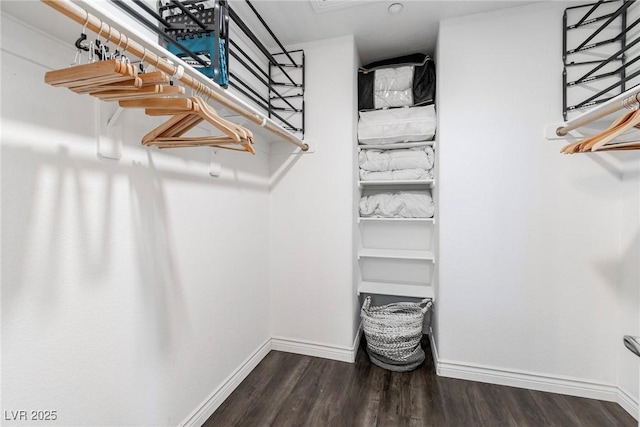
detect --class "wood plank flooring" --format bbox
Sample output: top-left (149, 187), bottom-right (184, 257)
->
top-left (204, 338), bottom-right (636, 427)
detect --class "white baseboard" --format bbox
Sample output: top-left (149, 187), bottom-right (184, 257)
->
top-left (178, 338), bottom-right (272, 427)
top-left (181, 330), bottom-right (638, 426)
top-left (353, 322), bottom-right (364, 358)
top-left (617, 386), bottom-right (639, 421)
top-left (437, 358), bottom-right (640, 420)
top-left (428, 327), bottom-right (439, 372)
top-left (438, 359), bottom-right (621, 402)
top-left (272, 332), bottom-right (361, 363)
top-left (180, 327), bottom-right (362, 426)
top-left (425, 331), bottom-right (639, 421)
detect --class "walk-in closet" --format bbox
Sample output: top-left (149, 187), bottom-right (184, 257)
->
top-left (1, 0), bottom-right (639, 426)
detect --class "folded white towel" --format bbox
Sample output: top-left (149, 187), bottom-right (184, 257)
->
top-left (359, 146), bottom-right (434, 172)
top-left (374, 66), bottom-right (413, 92)
top-left (360, 168), bottom-right (432, 181)
top-left (359, 191), bottom-right (434, 218)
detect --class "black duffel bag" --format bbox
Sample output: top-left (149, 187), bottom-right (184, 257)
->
top-left (358, 53), bottom-right (435, 111)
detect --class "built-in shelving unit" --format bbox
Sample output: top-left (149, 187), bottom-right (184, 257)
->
top-left (358, 179), bottom-right (435, 190)
top-left (358, 217), bottom-right (435, 223)
top-left (358, 248), bottom-right (434, 261)
top-left (358, 280), bottom-right (434, 299)
top-left (356, 136), bottom-right (437, 301)
top-left (358, 141), bottom-right (435, 150)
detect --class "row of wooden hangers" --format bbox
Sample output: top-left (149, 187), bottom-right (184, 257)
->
top-left (121, 96), bottom-right (255, 152)
top-left (561, 105), bottom-right (640, 154)
top-left (44, 58), bottom-right (255, 153)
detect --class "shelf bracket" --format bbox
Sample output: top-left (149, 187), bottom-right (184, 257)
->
top-left (209, 148), bottom-right (221, 177)
top-left (96, 102), bottom-right (124, 160)
top-left (624, 335), bottom-right (640, 358)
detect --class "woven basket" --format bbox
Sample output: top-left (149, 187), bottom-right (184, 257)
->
top-left (361, 296), bottom-right (433, 362)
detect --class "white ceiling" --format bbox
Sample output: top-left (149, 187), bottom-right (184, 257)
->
top-left (230, 0), bottom-right (542, 64)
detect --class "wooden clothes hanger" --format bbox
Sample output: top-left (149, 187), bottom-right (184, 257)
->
top-left (72, 77), bottom-right (143, 93)
top-left (69, 70), bottom-right (169, 94)
top-left (561, 109), bottom-right (640, 153)
top-left (45, 59), bottom-right (136, 88)
top-left (78, 55), bottom-right (167, 97)
top-left (189, 96), bottom-right (256, 154)
top-left (592, 141), bottom-right (640, 151)
top-left (45, 57), bottom-right (184, 101)
top-left (119, 96), bottom-right (255, 153)
top-left (150, 139), bottom-right (256, 151)
top-left (91, 84), bottom-right (184, 101)
top-left (46, 50), bottom-right (255, 153)
top-left (192, 97), bottom-right (254, 142)
top-left (120, 97), bottom-right (201, 141)
top-left (589, 109), bottom-right (640, 151)
top-left (561, 111), bottom-right (630, 153)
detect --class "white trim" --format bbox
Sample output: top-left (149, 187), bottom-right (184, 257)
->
top-left (352, 322), bottom-right (363, 359)
top-left (438, 358), bottom-right (621, 402)
top-left (272, 336), bottom-right (356, 363)
top-left (427, 329), bottom-right (638, 420)
top-left (428, 327), bottom-right (439, 374)
top-left (178, 339), bottom-right (272, 427)
top-left (178, 328), bottom-right (638, 426)
top-left (617, 387), bottom-right (639, 421)
top-left (179, 326), bottom-right (363, 426)
top-left (272, 325), bottom-right (362, 363)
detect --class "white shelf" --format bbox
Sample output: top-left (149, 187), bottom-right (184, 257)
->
top-left (358, 141), bottom-right (435, 150)
top-left (358, 248), bottom-right (434, 261)
top-left (358, 280), bottom-right (435, 299)
top-left (358, 217), bottom-right (434, 223)
top-left (358, 179), bottom-right (435, 189)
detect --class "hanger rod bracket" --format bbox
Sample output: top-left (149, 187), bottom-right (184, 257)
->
top-left (210, 148), bottom-right (221, 177)
top-left (107, 106), bottom-right (125, 133)
top-left (96, 102), bottom-right (123, 160)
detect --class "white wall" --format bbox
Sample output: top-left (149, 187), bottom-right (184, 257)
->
top-left (437, 1), bottom-right (639, 410)
top-left (1, 11), bottom-right (272, 426)
top-left (269, 35), bottom-right (359, 356)
top-left (618, 153), bottom-right (640, 411)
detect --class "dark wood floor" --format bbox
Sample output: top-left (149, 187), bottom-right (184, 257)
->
top-left (204, 338), bottom-right (637, 427)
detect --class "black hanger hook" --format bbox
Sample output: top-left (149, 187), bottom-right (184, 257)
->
top-left (75, 33), bottom-right (90, 52)
top-left (94, 39), bottom-right (110, 61)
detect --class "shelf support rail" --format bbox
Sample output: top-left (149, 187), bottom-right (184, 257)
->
top-left (40, 0), bottom-right (309, 151)
top-left (562, 0), bottom-right (638, 121)
top-left (226, 4), bottom-right (305, 135)
top-left (110, 0), bottom-right (304, 137)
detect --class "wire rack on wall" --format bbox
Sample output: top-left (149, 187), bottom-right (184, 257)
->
top-left (563, 0), bottom-right (640, 120)
top-left (159, 0), bottom-right (230, 87)
top-left (110, 0), bottom-right (305, 138)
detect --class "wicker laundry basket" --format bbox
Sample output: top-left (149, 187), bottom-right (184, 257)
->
top-left (361, 296), bottom-right (433, 371)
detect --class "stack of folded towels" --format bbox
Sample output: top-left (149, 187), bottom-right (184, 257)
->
top-left (359, 145), bottom-right (434, 181)
top-left (359, 191), bottom-right (434, 219)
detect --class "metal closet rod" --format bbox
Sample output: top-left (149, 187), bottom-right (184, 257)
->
top-left (40, 0), bottom-right (309, 151)
top-left (556, 84), bottom-right (640, 136)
